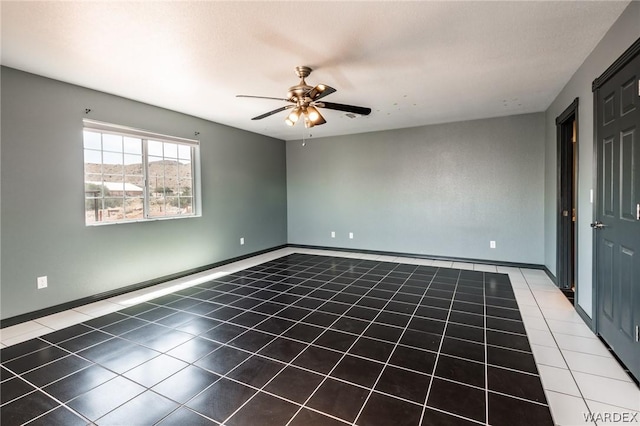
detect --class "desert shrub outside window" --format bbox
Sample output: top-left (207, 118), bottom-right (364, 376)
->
top-left (83, 119), bottom-right (200, 225)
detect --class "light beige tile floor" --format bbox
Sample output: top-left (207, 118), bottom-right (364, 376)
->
top-left (1, 247), bottom-right (638, 425)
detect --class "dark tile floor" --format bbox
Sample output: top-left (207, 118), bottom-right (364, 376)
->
top-left (0, 254), bottom-right (554, 425)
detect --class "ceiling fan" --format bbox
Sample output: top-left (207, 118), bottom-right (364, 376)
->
top-left (237, 66), bottom-right (372, 128)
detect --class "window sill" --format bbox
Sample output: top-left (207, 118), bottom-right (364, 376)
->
top-left (85, 213), bottom-right (202, 227)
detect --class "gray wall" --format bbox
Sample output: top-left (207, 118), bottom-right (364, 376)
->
top-left (1, 67), bottom-right (287, 320)
top-left (287, 113), bottom-right (546, 264)
top-left (544, 1), bottom-right (640, 318)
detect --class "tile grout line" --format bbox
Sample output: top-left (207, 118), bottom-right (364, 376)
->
top-left (281, 262), bottom-right (429, 426)
top-left (149, 255), bottom-right (388, 425)
top-left (519, 267), bottom-right (596, 424)
top-left (418, 268), bottom-right (463, 425)
top-left (143, 253), bottom-right (328, 425)
top-left (3, 366), bottom-right (100, 425)
top-left (483, 270), bottom-right (489, 425)
top-left (350, 265), bottom-right (439, 425)
top-left (273, 261), bottom-right (420, 425)
top-left (172, 255), bottom-right (371, 425)
top-left (119, 256), bottom-right (336, 424)
top-left (108, 253), bottom-right (347, 425)
top-left (220, 258), bottom-right (403, 425)
top-left (0, 329), bottom-right (116, 423)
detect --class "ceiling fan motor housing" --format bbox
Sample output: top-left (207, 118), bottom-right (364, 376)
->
top-left (288, 66), bottom-right (314, 103)
top-left (287, 84), bottom-right (313, 103)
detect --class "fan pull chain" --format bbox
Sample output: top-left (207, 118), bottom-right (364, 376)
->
top-left (302, 130), bottom-right (312, 147)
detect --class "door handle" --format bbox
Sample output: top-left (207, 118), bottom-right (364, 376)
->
top-left (590, 221), bottom-right (606, 229)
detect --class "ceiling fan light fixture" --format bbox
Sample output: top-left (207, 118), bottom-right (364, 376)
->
top-left (303, 115), bottom-right (315, 128)
top-left (285, 117), bottom-right (295, 126)
top-left (288, 107), bottom-right (301, 123)
top-left (306, 106), bottom-right (321, 123)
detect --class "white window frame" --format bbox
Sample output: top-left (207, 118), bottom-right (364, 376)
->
top-left (83, 119), bottom-right (201, 225)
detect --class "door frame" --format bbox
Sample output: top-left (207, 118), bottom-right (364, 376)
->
top-left (592, 37), bottom-right (640, 334)
top-left (556, 98), bottom-right (579, 293)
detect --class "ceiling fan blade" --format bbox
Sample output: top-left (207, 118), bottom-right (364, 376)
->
top-left (251, 105), bottom-right (293, 120)
top-left (306, 84), bottom-right (336, 101)
top-left (237, 95), bottom-right (291, 102)
top-left (318, 101), bottom-right (372, 116)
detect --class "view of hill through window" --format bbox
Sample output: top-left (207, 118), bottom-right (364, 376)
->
top-left (83, 129), bottom-right (196, 224)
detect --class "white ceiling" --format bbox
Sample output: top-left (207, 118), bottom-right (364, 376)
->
top-left (1, 1), bottom-right (630, 141)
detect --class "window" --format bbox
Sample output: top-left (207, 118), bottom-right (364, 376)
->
top-left (83, 119), bottom-right (200, 225)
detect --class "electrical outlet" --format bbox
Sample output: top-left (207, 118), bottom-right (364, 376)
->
top-left (349, 232), bottom-right (354, 239)
top-left (240, 237), bottom-right (245, 245)
top-left (490, 241), bottom-right (496, 249)
top-left (37, 276), bottom-right (48, 289)
top-left (331, 231), bottom-right (335, 238)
